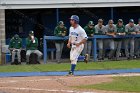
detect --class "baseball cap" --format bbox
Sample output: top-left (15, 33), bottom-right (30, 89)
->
top-left (29, 31), bottom-right (34, 35)
top-left (88, 21), bottom-right (94, 25)
top-left (58, 21), bottom-right (64, 25)
top-left (118, 19), bottom-right (123, 23)
top-left (129, 19), bottom-right (134, 23)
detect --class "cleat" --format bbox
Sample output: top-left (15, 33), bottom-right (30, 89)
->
top-left (66, 71), bottom-right (74, 76)
top-left (84, 54), bottom-right (88, 63)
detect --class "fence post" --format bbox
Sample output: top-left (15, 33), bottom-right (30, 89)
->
top-left (43, 36), bottom-right (47, 64)
top-left (93, 36), bottom-right (97, 62)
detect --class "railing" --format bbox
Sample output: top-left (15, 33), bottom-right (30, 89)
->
top-left (43, 35), bottom-right (140, 63)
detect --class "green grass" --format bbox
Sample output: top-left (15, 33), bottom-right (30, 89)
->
top-left (76, 76), bottom-right (140, 92)
top-left (0, 60), bottom-right (140, 72)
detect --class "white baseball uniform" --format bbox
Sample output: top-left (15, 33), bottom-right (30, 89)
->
top-left (69, 25), bottom-right (88, 64)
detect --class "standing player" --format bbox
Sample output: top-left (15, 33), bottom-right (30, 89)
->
top-left (135, 18), bottom-right (140, 58)
top-left (83, 21), bottom-right (95, 60)
top-left (125, 19), bottom-right (137, 60)
top-left (67, 15), bottom-right (88, 75)
top-left (114, 19), bottom-right (126, 60)
top-left (54, 21), bottom-right (67, 63)
top-left (105, 20), bottom-right (117, 60)
top-left (95, 19), bottom-right (105, 61)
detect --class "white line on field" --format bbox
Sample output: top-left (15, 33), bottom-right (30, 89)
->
top-left (0, 87), bottom-right (95, 93)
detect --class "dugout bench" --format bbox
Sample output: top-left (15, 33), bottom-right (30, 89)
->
top-left (43, 35), bottom-right (140, 63)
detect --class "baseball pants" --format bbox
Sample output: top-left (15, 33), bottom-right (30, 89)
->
top-left (55, 42), bottom-right (64, 61)
top-left (11, 49), bottom-right (21, 62)
top-left (124, 38), bottom-right (135, 58)
top-left (70, 44), bottom-right (84, 64)
top-left (26, 50), bottom-right (43, 62)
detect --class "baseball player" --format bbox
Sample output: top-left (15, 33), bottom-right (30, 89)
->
top-left (67, 15), bottom-right (88, 75)
top-left (26, 31), bottom-right (43, 64)
top-left (125, 19), bottom-right (137, 60)
top-left (95, 19), bottom-right (105, 61)
top-left (114, 19), bottom-right (126, 60)
top-left (83, 21), bottom-right (95, 60)
top-left (134, 18), bottom-right (140, 58)
top-left (105, 20), bottom-right (117, 60)
top-left (54, 21), bottom-right (67, 63)
top-left (9, 34), bottom-right (22, 64)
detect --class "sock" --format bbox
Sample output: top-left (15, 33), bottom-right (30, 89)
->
top-left (70, 64), bottom-right (76, 73)
top-left (78, 56), bottom-right (85, 61)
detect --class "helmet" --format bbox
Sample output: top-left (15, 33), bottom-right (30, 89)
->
top-left (58, 21), bottom-right (64, 25)
top-left (88, 21), bottom-right (94, 25)
top-left (70, 15), bottom-right (79, 23)
top-left (129, 19), bottom-right (134, 23)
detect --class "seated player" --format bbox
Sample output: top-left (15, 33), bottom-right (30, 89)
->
top-left (26, 31), bottom-right (43, 64)
top-left (9, 34), bottom-right (22, 65)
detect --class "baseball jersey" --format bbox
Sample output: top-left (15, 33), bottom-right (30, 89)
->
top-left (116, 25), bottom-right (125, 33)
top-left (84, 25), bottom-right (95, 36)
top-left (136, 24), bottom-right (140, 31)
top-left (125, 24), bottom-right (138, 34)
top-left (9, 37), bottom-right (22, 49)
top-left (95, 24), bottom-right (106, 35)
top-left (69, 25), bottom-right (88, 47)
top-left (105, 24), bottom-right (117, 33)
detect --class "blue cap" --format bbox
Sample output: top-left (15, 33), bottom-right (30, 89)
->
top-left (70, 15), bottom-right (79, 23)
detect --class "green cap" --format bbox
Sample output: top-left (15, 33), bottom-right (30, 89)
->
top-left (118, 19), bottom-right (123, 23)
top-left (58, 21), bottom-right (64, 25)
top-left (29, 31), bottom-right (34, 35)
top-left (88, 21), bottom-right (94, 25)
top-left (129, 19), bottom-right (134, 23)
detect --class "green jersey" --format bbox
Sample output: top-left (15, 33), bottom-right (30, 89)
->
top-left (84, 26), bottom-right (95, 36)
top-left (54, 26), bottom-right (67, 36)
top-left (116, 25), bottom-right (125, 33)
top-left (115, 25), bottom-right (125, 41)
top-left (26, 37), bottom-right (38, 50)
top-left (9, 37), bottom-right (22, 49)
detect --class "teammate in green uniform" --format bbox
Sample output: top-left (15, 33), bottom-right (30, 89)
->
top-left (9, 34), bottom-right (22, 64)
top-left (114, 19), bottom-right (126, 60)
top-left (26, 31), bottom-right (43, 63)
top-left (83, 21), bottom-right (95, 60)
top-left (54, 21), bottom-right (67, 63)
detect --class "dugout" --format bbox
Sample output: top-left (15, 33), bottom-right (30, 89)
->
top-left (1, 0), bottom-right (140, 63)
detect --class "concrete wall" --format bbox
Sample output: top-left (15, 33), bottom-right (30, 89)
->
top-left (0, 9), bottom-right (5, 63)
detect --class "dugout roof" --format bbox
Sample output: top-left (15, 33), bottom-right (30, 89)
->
top-left (0, 0), bottom-right (140, 9)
